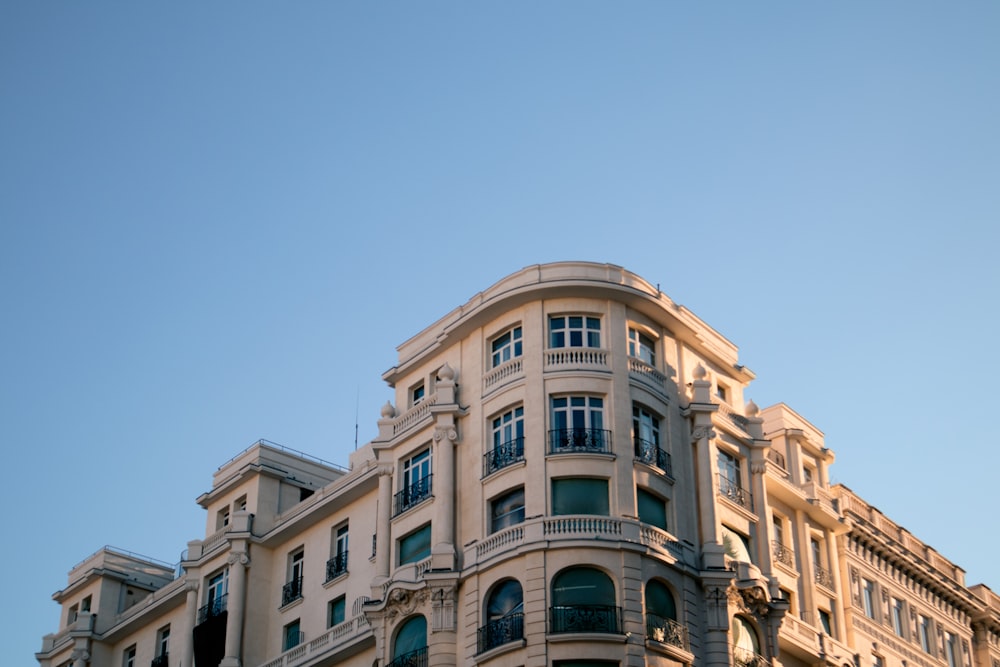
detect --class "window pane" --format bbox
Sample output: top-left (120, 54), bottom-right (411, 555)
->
top-left (491, 488), bottom-right (525, 533)
top-left (637, 489), bottom-right (667, 530)
top-left (393, 615), bottom-right (427, 657)
top-left (399, 524), bottom-right (431, 564)
top-left (552, 567), bottom-right (614, 606)
top-left (487, 580), bottom-right (524, 619)
top-left (645, 580), bottom-right (676, 620)
top-left (552, 479), bottom-right (609, 515)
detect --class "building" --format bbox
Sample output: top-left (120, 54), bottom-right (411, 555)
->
top-left (37, 262), bottom-right (1000, 667)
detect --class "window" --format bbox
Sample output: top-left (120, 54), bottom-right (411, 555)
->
top-left (479, 579), bottom-right (524, 653)
top-left (393, 615), bottom-right (428, 663)
top-left (716, 383), bottom-right (728, 403)
top-left (636, 488), bottom-right (667, 531)
top-left (862, 579), bottom-right (876, 619)
top-left (549, 315), bottom-right (601, 348)
top-left (645, 580), bottom-right (682, 647)
top-left (67, 603), bottom-right (78, 626)
top-left (722, 525), bottom-right (753, 563)
top-left (732, 616), bottom-right (760, 664)
top-left (812, 539), bottom-right (833, 588)
top-left (919, 615), bottom-right (933, 653)
top-left (81, 596), bottom-right (91, 613)
top-left (284, 619), bottom-right (302, 651)
top-left (874, 655), bottom-right (885, 667)
top-left (491, 326), bottom-right (522, 367)
top-left (411, 382), bottom-right (425, 406)
top-left (628, 327), bottom-right (656, 365)
top-left (818, 609), bottom-right (833, 635)
top-left (486, 406), bottom-right (524, 475)
top-left (327, 524), bottom-right (349, 580)
top-left (490, 487), bottom-right (525, 533)
top-left (123, 645), bottom-right (136, 667)
top-left (718, 450), bottom-right (749, 508)
top-left (399, 524), bottom-right (431, 565)
top-left (283, 549), bottom-right (304, 605)
top-left (396, 448), bottom-right (432, 514)
top-left (945, 632), bottom-right (959, 667)
top-left (550, 567), bottom-right (619, 633)
top-left (633, 405), bottom-right (668, 470)
top-left (206, 568), bottom-right (228, 616)
top-left (157, 625), bottom-right (170, 658)
top-left (550, 396), bottom-right (607, 453)
top-left (217, 506), bottom-right (230, 529)
top-left (891, 597), bottom-right (906, 637)
top-left (235, 495), bottom-right (247, 512)
top-left (552, 478), bottom-right (609, 516)
top-left (328, 595), bottom-right (346, 628)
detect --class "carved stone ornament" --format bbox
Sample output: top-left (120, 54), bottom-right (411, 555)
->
top-left (692, 426), bottom-right (716, 441)
top-left (184, 579), bottom-right (200, 593)
top-left (227, 550), bottom-right (250, 567)
top-left (70, 649), bottom-right (91, 662)
top-left (433, 427), bottom-right (458, 443)
top-left (377, 462), bottom-right (395, 477)
top-left (385, 587), bottom-right (429, 619)
top-left (750, 460), bottom-right (768, 474)
top-left (736, 585), bottom-right (773, 619)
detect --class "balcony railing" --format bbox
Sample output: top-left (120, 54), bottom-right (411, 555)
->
top-left (634, 438), bottom-right (672, 477)
top-left (197, 594), bottom-right (227, 624)
top-left (151, 654), bottom-right (168, 667)
top-left (814, 564), bottom-right (834, 589)
top-left (393, 475), bottom-right (433, 516)
top-left (386, 647), bottom-right (428, 667)
top-left (281, 577), bottom-right (303, 606)
top-left (733, 645), bottom-right (769, 667)
top-left (718, 474), bottom-right (753, 511)
top-left (477, 613), bottom-right (524, 654)
top-left (548, 428), bottom-right (612, 455)
top-left (646, 613), bottom-right (689, 650)
top-left (283, 631), bottom-right (304, 651)
top-left (549, 605), bottom-right (622, 634)
top-left (772, 540), bottom-right (794, 567)
top-left (483, 438), bottom-right (525, 477)
top-left (325, 551), bottom-right (348, 582)
top-left (767, 448), bottom-right (787, 469)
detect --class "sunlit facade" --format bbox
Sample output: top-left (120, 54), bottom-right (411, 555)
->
top-left (37, 262), bottom-right (1000, 667)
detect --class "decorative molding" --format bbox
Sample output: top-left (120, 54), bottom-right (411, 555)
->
top-left (228, 550), bottom-right (250, 567)
top-left (385, 587), bottom-right (429, 620)
top-left (433, 426), bottom-right (459, 443)
top-left (692, 426), bottom-right (716, 441)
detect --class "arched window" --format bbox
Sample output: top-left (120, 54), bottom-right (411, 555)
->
top-left (645, 580), bottom-right (686, 649)
top-left (478, 579), bottom-right (524, 653)
top-left (550, 567), bottom-right (620, 634)
top-left (732, 616), bottom-right (761, 667)
top-left (391, 615), bottom-right (427, 667)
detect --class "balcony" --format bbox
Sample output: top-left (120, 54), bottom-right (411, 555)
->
top-left (718, 474), bottom-right (753, 511)
top-left (197, 594), bottom-right (227, 624)
top-left (733, 645), bottom-right (769, 667)
top-left (548, 428), bottom-right (612, 455)
top-left (634, 437), bottom-right (672, 477)
top-left (814, 564), bottom-right (834, 589)
top-left (477, 613), bottom-right (524, 654)
top-left (386, 647), bottom-right (427, 667)
top-left (393, 475), bottom-right (433, 516)
top-left (483, 438), bottom-right (524, 477)
top-left (281, 577), bottom-right (303, 606)
top-left (772, 541), bottom-right (794, 568)
top-left (325, 551), bottom-right (348, 582)
top-left (549, 605), bottom-right (622, 634)
top-left (646, 614), bottom-right (689, 650)
top-left (151, 655), bottom-right (168, 667)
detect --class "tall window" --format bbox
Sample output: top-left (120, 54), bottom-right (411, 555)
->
top-left (399, 524), bottom-right (432, 565)
top-left (123, 645), bottom-right (136, 667)
top-left (818, 609), bottom-right (833, 635)
top-left (393, 616), bottom-right (428, 664)
top-left (491, 326), bottom-right (522, 367)
top-left (550, 567), bottom-right (619, 634)
top-left (633, 405), bottom-right (668, 470)
top-left (549, 315), bottom-right (601, 348)
top-left (636, 488), bottom-right (667, 531)
top-left (157, 625), bottom-right (170, 658)
top-left (919, 615), bottom-right (933, 653)
top-left (945, 632), bottom-right (959, 667)
top-left (552, 478), bottom-right (609, 516)
top-left (328, 596), bottom-right (346, 628)
top-left (207, 568), bottom-right (228, 610)
top-left (862, 579), bottom-right (876, 619)
top-left (396, 448), bottom-right (432, 514)
top-left (284, 619), bottom-right (302, 650)
top-left (328, 524), bottom-right (349, 580)
top-left (891, 597), bottom-right (906, 637)
top-left (486, 406), bottom-right (524, 475)
top-left (628, 328), bottom-right (656, 365)
top-left (411, 382), bottom-right (425, 406)
top-left (646, 580), bottom-right (684, 648)
top-left (718, 450), bottom-right (749, 508)
top-left (479, 579), bottom-right (524, 653)
top-left (283, 549), bottom-right (304, 605)
top-left (490, 487), bottom-right (525, 533)
top-left (551, 396), bottom-right (607, 453)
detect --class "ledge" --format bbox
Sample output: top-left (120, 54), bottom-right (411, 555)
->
top-left (474, 638), bottom-right (525, 663)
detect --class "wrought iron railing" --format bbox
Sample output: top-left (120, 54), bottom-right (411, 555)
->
top-left (483, 438), bottom-right (525, 477)
top-left (772, 540), bottom-right (794, 567)
top-left (151, 654), bottom-right (169, 667)
top-left (282, 576), bottom-right (303, 606)
top-left (197, 594), bottom-right (227, 624)
top-left (814, 564), bottom-right (834, 589)
top-left (634, 437), bottom-right (672, 477)
top-left (718, 474), bottom-right (753, 511)
top-left (393, 475), bottom-right (433, 516)
top-left (767, 448), bottom-right (786, 469)
top-left (386, 646), bottom-right (428, 667)
top-left (732, 645), bottom-right (769, 667)
top-left (646, 613), bottom-right (689, 650)
top-left (326, 551), bottom-right (348, 581)
top-left (549, 605), bottom-right (622, 634)
top-left (477, 612), bottom-right (524, 653)
top-left (548, 428), bottom-right (612, 455)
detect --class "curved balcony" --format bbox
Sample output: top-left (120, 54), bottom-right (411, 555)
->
top-left (549, 605), bottom-right (622, 634)
top-left (646, 613), bottom-right (689, 650)
top-left (386, 647), bottom-right (427, 667)
top-left (733, 645), bottom-right (769, 667)
top-left (548, 428), bottom-right (612, 455)
top-left (483, 438), bottom-right (525, 477)
top-left (477, 613), bottom-right (524, 654)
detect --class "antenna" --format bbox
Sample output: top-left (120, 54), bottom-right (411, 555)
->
top-left (354, 387), bottom-right (359, 450)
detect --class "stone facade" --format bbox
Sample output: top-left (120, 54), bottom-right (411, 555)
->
top-left (37, 262), bottom-right (1000, 667)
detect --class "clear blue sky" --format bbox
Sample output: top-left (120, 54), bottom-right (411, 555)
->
top-left (2, 2), bottom-right (998, 665)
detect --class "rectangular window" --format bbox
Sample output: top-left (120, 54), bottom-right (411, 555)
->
top-left (717, 450), bottom-right (749, 508)
top-left (891, 597), bottom-right (905, 637)
top-left (217, 506), bottom-right (230, 529)
top-left (549, 315), bottom-right (601, 348)
top-left (862, 579), bottom-right (876, 618)
top-left (399, 523), bottom-right (432, 565)
top-left (550, 396), bottom-right (606, 453)
top-left (327, 523), bottom-right (349, 580)
top-left (157, 625), bottom-right (170, 658)
top-left (207, 569), bottom-right (228, 606)
top-left (123, 645), bottom-right (136, 667)
top-left (552, 478), bottom-right (609, 516)
top-left (396, 448), bottom-right (432, 514)
top-left (411, 382), bottom-right (425, 406)
top-left (235, 495), bottom-right (247, 512)
top-left (818, 609), bottom-right (833, 635)
top-left (284, 619), bottom-right (302, 651)
top-left (491, 326), bottom-right (523, 367)
top-left (945, 632), bottom-right (959, 667)
top-left (628, 327), bottom-right (656, 365)
top-left (328, 595), bottom-right (346, 628)
top-left (283, 549), bottom-right (304, 605)
top-left (716, 383), bottom-right (728, 403)
top-left (490, 487), bottom-right (525, 533)
top-left (919, 615), bottom-right (933, 653)
top-left (636, 488), bottom-right (667, 530)
top-left (486, 406), bottom-right (525, 475)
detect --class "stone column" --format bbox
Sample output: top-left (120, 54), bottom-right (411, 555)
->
top-left (220, 546), bottom-right (249, 667)
top-left (373, 462), bottom-right (393, 598)
top-left (690, 364), bottom-right (723, 568)
top-left (180, 578), bottom-right (199, 667)
top-left (431, 424), bottom-right (457, 570)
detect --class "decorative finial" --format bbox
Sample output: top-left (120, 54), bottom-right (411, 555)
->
top-left (380, 401), bottom-right (395, 419)
top-left (746, 400), bottom-right (759, 417)
top-left (438, 362), bottom-right (455, 381)
top-left (693, 363), bottom-right (707, 380)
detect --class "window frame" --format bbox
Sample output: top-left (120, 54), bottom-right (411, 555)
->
top-left (628, 327), bottom-right (656, 365)
top-left (398, 523), bottom-right (432, 566)
top-left (489, 487), bottom-right (525, 534)
top-left (549, 315), bottom-right (601, 349)
top-left (328, 595), bottom-right (347, 628)
top-left (552, 477), bottom-right (610, 516)
top-left (491, 325), bottom-right (523, 367)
